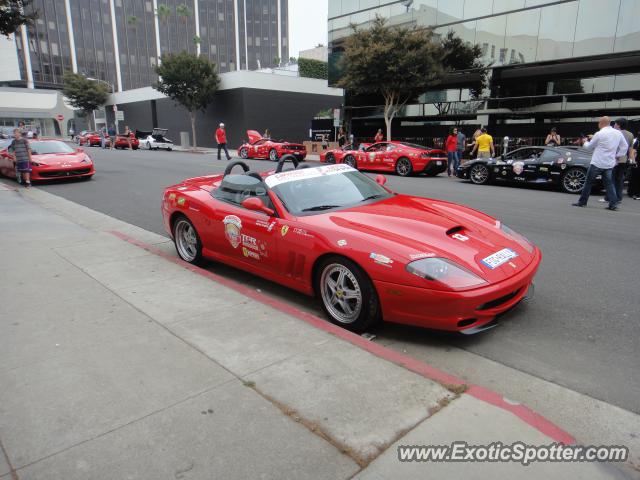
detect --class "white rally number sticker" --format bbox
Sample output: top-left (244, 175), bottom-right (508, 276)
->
top-left (481, 248), bottom-right (518, 269)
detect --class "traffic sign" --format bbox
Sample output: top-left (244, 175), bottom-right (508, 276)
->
top-left (56, 114), bottom-right (64, 121)
top-left (115, 111), bottom-right (124, 121)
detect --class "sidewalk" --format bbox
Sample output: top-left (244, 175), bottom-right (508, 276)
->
top-left (0, 182), bottom-right (630, 479)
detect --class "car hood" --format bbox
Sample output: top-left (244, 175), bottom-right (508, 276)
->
top-left (302, 195), bottom-right (535, 282)
top-left (32, 151), bottom-right (89, 166)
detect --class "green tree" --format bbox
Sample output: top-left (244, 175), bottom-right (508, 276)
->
top-left (62, 73), bottom-right (110, 130)
top-left (338, 16), bottom-right (445, 140)
top-left (126, 15), bottom-right (138, 28)
top-left (298, 58), bottom-right (328, 80)
top-left (154, 52), bottom-right (220, 149)
top-left (0, 0), bottom-right (37, 37)
top-left (440, 30), bottom-right (488, 99)
top-left (176, 4), bottom-right (191, 21)
top-left (155, 4), bottom-right (171, 23)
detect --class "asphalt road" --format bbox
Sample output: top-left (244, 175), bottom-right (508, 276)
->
top-left (34, 145), bottom-right (640, 414)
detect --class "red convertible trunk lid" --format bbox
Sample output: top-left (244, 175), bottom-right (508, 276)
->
top-left (247, 130), bottom-right (262, 144)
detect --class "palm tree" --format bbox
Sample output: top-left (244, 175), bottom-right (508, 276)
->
top-left (176, 4), bottom-right (191, 22)
top-left (155, 4), bottom-right (171, 24)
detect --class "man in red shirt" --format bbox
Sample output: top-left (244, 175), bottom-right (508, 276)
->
top-left (445, 127), bottom-right (459, 177)
top-left (215, 123), bottom-right (231, 160)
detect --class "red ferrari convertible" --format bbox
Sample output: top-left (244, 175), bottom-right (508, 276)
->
top-left (162, 157), bottom-right (540, 334)
top-left (0, 138), bottom-right (94, 181)
top-left (321, 140), bottom-right (448, 177)
top-left (237, 130), bottom-right (306, 161)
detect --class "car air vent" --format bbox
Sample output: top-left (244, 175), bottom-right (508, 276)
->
top-left (446, 226), bottom-right (465, 236)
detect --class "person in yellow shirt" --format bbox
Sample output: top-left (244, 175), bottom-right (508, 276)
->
top-left (471, 127), bottom-right (495, 159)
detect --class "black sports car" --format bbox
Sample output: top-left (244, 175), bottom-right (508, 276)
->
top-left (456, 146), bottom-right (599, 194)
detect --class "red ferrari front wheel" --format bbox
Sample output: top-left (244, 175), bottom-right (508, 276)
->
top-left (316, 256), bottom-right (380, 333)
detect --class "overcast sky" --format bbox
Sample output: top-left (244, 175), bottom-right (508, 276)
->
top-left (288, 0), bottom-right (328, 58)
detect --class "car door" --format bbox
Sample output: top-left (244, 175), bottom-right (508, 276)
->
top-left (362, 143), bottom-right (384, 168)
top-left (210, 177), bottom-right (279, 274)
top-left (252, 139), bottom-right (266, 158)
top-left (500, 148), bottom-right (534, 181)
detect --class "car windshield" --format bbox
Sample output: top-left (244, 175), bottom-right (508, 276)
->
top-left (0, 139), bottom-right (11, 149)
top-left (265, 165), bottom-right (392, 216)
top-left (30, 141), bottom-right (76, 155)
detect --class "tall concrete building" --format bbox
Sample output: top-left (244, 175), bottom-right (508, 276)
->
top-left (329, 0), bottom-right (640, 140)
top-left (7, 0), bottom-right (289, 91)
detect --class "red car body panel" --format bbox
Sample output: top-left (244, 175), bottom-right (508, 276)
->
top-left (238, 130), bottom-right (306, 160)
top-left (78, 132), bottom-right (102, 147)
top-left (113, 135), bottom-right (139, 149)
top-left (0, 139), bottom-right (95, 181)
top-left (161, 166), bottom-right (540, 333)
top-left (321, 141), bottom-right (448, 175)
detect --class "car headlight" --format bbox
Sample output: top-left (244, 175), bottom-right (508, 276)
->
top-left (500, 223), bottom-right (534, 253)
top-left (406, 258), bottom-right (486, 289)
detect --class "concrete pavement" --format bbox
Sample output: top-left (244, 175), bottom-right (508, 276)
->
top-left (0, 182), bottom-right (632, 479)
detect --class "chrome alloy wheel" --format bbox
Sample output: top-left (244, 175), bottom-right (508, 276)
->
top-left (174, 219), bottom-right (198, 262)
top-left (470, 164), bottom-right (490, 184)
top-left (563, 168), bottom-right (587, 193)
top-left (320, 264), bottom-right (363, 324)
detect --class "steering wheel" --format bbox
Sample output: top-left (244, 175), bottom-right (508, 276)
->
top-left (275, 154), bottom-right (300, 173)
top-left (223, 161), bottom-right (250, 177)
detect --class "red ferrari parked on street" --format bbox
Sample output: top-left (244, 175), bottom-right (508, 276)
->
top-left (77, 131), bottom-right (102, 147)
top-left (0, 139), bottom-right (95, 181)
top-left (162, 157), bottom-right (540, 334)
top-left (320, 140), bottom-right (448, 177)
top-left (237, 130), bottom-right (306, 161)
top-left (113, 134), bottom-right (139, 150)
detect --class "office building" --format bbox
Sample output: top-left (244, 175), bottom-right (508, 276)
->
top-left (328, 0), bottom-right (640, 140)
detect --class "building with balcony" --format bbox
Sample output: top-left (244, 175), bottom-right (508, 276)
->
top-left (329, 0), bottom-right (640, 143)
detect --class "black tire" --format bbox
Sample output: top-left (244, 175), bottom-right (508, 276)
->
top-left (269, 149), bottom-right (279, 161)
top-left (395, 157), bottom-right (413, 176)
top-left (561, 167), bottom-right (587, 194)
top-left (172, 215), bottom-right (204, 265)
top-left (343, 154), bottom-right (357, 168)
top-left (239, 147), bottom-right (249, 159)
top-left (469, 163), bottom-right (491, 185)
top-left (314, 255), bottom-right (381, 333)
top-left (325, 153), bottom-right (335, 164)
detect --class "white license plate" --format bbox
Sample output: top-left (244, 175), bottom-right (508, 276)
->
top-left (481, 248), bottom-right (518, 269)
top-left (436, 161), bottom-right (442, 166)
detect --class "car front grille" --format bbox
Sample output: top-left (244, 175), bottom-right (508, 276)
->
top-left (476, 288), bottom-right (521, 311)
top-left (39, 168), bottom-right (91, 178)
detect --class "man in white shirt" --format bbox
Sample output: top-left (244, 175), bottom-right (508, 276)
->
top-left (572, 116), bottom-right (628, 211)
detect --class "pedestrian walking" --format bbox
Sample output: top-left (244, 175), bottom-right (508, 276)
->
top-left (445, 128), bottom-right (459, 177)
top-left (572, 116), bottom-right (627, 211)
top-left (471, 127), bottom-right (494, 159)
top-left (8, 128), bottom-right (32, 187)
top-left (545, 127), bottom-right (561, 146)
top-left (100, 125), bottom-right (107, 149)
top-left (69, 127), bottom-right (75, 142)
top-left (215, 123), bottom-right (231, 160)
top-left (374, 129), bottom-right (384, 143)
top-left (456, 128), bottom-right (466, 164)
top-left (108, 124), bottom-right (116, 150)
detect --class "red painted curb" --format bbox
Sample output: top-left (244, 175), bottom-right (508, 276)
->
top-left (109, 229), bottom-right (576, 445)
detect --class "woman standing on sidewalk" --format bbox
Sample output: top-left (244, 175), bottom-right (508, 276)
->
top-left (445, 127), bottom-right (459, 177)
top-left (8, 128), bottom-right (32, 187)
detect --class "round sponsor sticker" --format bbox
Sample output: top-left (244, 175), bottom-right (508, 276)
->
top-left (512, 161), bottom-right (524, 175)
top-left (223, 215), bottom-right (242, 248)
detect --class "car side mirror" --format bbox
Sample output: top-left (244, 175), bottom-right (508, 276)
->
top-left (375, 174), bottom-right (387, 186)
top-left (241, 197), bottom-right (275, 216)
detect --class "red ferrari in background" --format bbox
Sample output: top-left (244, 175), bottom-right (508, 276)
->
top-left (0, 138), bottom-right (94, 181)
top-left (77, 132), bottom-right (101, 147)
top-left (113, 134), bottom-right (139, 150)
top-left (237, 130), bottom-right (306, 161)
top-left (161, 157), bottom-right (540, 334)
top-left (320, 140), bottom-right (448, 177)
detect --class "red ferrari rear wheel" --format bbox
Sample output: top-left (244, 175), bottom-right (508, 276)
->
top-left (173, 216), bottom-right (204, 265)
top-left (315, 256), bottom-right (380, 333)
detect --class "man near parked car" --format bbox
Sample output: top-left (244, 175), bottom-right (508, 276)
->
top-left (215, 123), bottom-right (231, 161)
top-left (471, 127), bottom-right (494, 159)
top-left (8, 128), bottom-right (32, 187)
top-left (572, 116), bottom-right (627, 211)
top-left (611, 118), bottom-right (634, 203)
top-left (456, 128), bottom-right (466, 164)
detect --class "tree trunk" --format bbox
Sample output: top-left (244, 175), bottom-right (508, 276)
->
top-left (190, 111), bottom-right (197, 150)
top-left (383, 93), bottom-right (395, 141)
